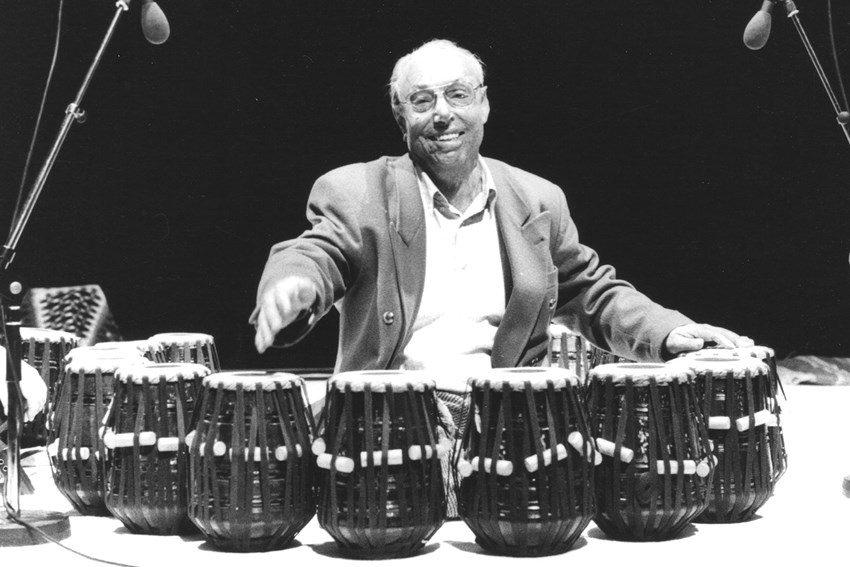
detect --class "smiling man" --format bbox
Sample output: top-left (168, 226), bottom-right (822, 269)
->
top-left (250, 39), bottom-right (751, 377)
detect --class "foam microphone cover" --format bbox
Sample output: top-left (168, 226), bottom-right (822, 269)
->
top-left (743, 1), bottom-right (773, 50)
top-left (141, 0), bottom-right (170, 45)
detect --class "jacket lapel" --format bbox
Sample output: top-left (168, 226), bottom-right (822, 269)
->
top-left (489, 160), bottom-right (551, 367)
top-left (385, 155), bottom-right (427, 364)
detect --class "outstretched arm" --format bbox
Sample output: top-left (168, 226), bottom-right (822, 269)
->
top-left (253, 275), bottom-right (319, 354)
top-left (249, 164), bottom-right (368, 353)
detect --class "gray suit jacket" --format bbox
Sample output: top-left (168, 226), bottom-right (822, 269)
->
top-left (253, 154), bottom-right (692, 371)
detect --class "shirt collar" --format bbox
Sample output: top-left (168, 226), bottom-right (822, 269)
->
top-left (415, 157), bottom-right (497, 220)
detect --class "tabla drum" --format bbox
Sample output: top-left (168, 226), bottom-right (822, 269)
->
top-left (187, 371), bottom-right (316, 551)
top-left (314, 370), bottom-right (447, 558)
top-left (18, 327), bottom-right (79, 446)
top-left (102, 363), bottom-right (210, 534)
top-left (588, 345), bottom-right (633, 373)
top-left (730, 346), bottom-right (787, 483)
top-left (91, 340), bottom-right (166, 364)
top-left (673, 355), bottom-right (776, 523)
top-left (456, 367), bottom-right (597, 556)
top-left (149, 332), bottom-right (221, 372)
top-left (586, 363), bottom-right (713, 541)
top-left (48, 349), bottom-right (148, 515)
top-left (547, 327), bottom-right (635, 384)
top-left (547, 324), bottom-right (590, 380)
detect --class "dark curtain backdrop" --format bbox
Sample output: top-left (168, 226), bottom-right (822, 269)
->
top-left (2, 1), bottom-right (849, 370)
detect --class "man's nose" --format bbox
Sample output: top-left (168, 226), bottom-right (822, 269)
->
top-left (432, 93), bottom-right (453, 123)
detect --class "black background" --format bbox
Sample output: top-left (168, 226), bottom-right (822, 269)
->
top-left (2, 1), bottom-right (849, 370)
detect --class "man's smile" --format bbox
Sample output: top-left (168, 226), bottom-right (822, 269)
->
top-left (432, 131), bottom-right (462, 141)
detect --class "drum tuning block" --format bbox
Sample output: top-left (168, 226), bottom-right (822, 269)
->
top-left (595, 438), bottom-right (635, 463)
top-left (227, 445), bottom-right (303, 462)
top-left (46, 440), bottom-right (93, 460)
top-left (313, 437), bottom-right (356, 473)
top-left (735, 409), bottom-right (777, 432)
top-left (458, 456), bottom-right (514, 477)
top-left (654, 458), bottom-right (713, 478)
top-left (521, 435), bottom-right (604, 473)
top-left (100, 428), bottom-right (157, 449)
top-left (315, 453), bottom-right (355, 474)
top-left (184, 431), bottom-right (226, 457)
top-left (524, 444), bottom-right (568, 473)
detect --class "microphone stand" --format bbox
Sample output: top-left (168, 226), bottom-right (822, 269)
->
top-left (778, 0), bottom-right (850, 146)
top-left (769, 0), bottom-right (850, 496)
top-left (0, 0), bottom-right (132, 545)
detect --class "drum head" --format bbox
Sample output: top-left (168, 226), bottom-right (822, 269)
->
top-left (589, 362), bottom-right (691, 385)
top-left (672, 355), bottom-right (768, 379)
top-left (149, 332), bottom-right (215, 346)
top-left (20, 327), bottom-right (79, 343)
top-left (116, 362), bottom-right (210, 384)
top-left (201, 370), bottom-right (302, 390)
top-left (468, 366), bottom-right (580, 390)
top-left (330, 370), bottom-right (435, 392)
top-left (63, 348), bottom-right (148, 373)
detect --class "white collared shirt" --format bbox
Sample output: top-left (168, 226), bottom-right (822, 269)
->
top-left (399, 158), bottom-right (506, 384)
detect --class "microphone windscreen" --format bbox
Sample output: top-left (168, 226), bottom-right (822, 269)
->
top-left (141, 0), bottom-right (170, 45)
top-left (743, 8), bottom-right (772, 50)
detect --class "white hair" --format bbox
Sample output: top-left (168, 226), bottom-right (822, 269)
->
top-left (388, 39), bottom-right (486, 117)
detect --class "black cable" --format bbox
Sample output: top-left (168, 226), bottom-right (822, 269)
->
top-left (10, 0), bottom-right (65, 236)
top-left (827, 0), bottom-right (850, 112)
top-left (3, 513), bottom-right (141, 567)
top-left (0, 352), bottom-right (139, 566)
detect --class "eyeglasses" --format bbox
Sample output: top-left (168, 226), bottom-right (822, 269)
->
top-left (399, 81), bottom-right (484, 113)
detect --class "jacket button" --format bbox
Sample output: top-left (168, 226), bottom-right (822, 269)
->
top-left (548, 298), bottom-right (557, 310)
top-left (382, 311), bottom-right (395, 325)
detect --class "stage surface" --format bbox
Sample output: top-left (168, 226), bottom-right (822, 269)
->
top-left (2, 382), bottom-right (847, 566)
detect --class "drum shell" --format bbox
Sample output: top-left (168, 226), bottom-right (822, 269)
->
top-left (587, 346), bottom-right (633, 373)
top-left (587, 374), bottom-right (712, 541)
top-left (693, 367), bottom-right (776, 522)
top-left (457, 378), bottom-right (595, 556)
top-left (151, 334), bottom-right (221, 373)
top-left (103, 373), bottom-right (203, 534)
top-left (187, 377), bottom-right (316, 551)
top-left (47, 366), bottom-right (115, 515)
top-left (19, 330), bottom-right (78, 446)
top-left (163, 343), bottom-right (219, 372)
top-left (741, 352), bottom-right (787, 483)
top-left (547, 327), bottom-right (591, 380)
top-left (681, 347), bottom-right (788, 484)
top-left (316, 381), bottom-right (446, 558)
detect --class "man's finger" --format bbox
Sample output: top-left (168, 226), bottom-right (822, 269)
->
top-left (254, 317), bottom-right (270, 353)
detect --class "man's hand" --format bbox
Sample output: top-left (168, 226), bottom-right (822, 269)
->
top-left (253, 276), bottom-right (318, 354)
top-left (664, 323), bottom-right (754, 358)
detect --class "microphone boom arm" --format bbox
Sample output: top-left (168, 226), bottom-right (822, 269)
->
top-left (779, 1), bottom-right (850, 147)
top-left (3, 1), bottom-right (131, 270)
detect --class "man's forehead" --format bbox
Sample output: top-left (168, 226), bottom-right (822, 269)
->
top-left (398, 49), bottom-right (479, 92)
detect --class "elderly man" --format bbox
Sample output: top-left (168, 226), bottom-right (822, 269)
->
top-left (251, 39), bottom-right (751, 376)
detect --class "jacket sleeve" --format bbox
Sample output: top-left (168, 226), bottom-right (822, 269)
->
top-left (549, 189), bottom-right (694, 362)
top-left (249, 166), bottom-right (366, 346)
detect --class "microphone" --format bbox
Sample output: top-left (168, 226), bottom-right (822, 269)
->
top-left (141, 0), bottom-right (170, 45)
top-left (744, 0), bottom-right (774, 50)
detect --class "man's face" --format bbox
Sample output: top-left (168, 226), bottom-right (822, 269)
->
top-left (395, 50), bottom-right (490, 177)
